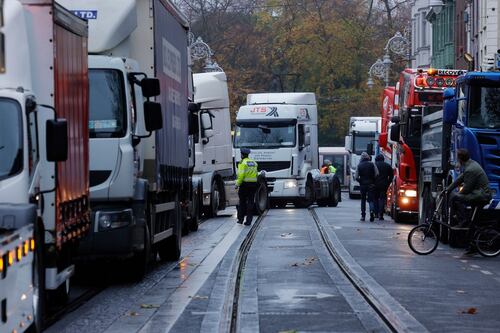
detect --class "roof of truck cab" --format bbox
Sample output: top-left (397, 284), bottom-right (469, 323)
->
top-left (247, 93), bottom-right (316, 105)
top-left (319, 147), bottom-right (348, 155)
top-left (193, 72), bottom-right (229, 109)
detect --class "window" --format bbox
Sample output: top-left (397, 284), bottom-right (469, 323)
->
top-left (0, 98), bottom-right (23, 180)
top-left (468, 85), bottom-right (500, 129)
top-left (234, 121), bottom-right (297, 149)
top-left (421, 12), bottom-right (427, 46)
top-left (457, 83), bottom-right (467, 121)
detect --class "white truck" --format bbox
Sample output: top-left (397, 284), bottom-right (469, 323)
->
top-left (235, 93), bottom-right (339, 208)
top-left (344, 117), bottom-right (382, 198)
top-left (192, 72), bottom-right (234, 217)
top-left (1, 0), bottom-right (90, 330)
top-left (61, 0), bottom-right (195, 278)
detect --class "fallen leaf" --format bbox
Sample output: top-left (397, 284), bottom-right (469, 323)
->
top-left (192, 295), bottom-right (209, 300)
top-left (140, 304), bottom-right (160, 309)
top-left (291, 263), bottom-right (299, 267)
top-left (461, 307), bottom-right (477, 314)
top-left (128, 311), bottom-right (139, 316)
top-left (456, 290), bottom-right (466, 294)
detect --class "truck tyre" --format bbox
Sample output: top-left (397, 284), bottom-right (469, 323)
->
top-left (189, 186), bottom-right (200, 232)
top-left (28, 219), bottom-right (45, 333)
top-left (295, 179), bottom-right (313, 208)
top-left (130, 224), bottom-right (150, 281)
top-left (254, 181), bottom-right (268, 215)
top-left (317, 199), bottom-right (328, 207)
top-left (159, 198), bottom-right (182, 261)
top-left (329, 178), bottom-right (340, 207)
top-left (205, 179), bottom-right (220, 218)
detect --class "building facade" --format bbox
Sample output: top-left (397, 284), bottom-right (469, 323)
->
top-left (411, 0), bottom-right (500, 70)
top-left (411, 0), bottom-right (433, 68)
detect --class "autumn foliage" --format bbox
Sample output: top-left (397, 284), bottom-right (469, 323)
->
top-left (181, 0), bottom-right (410, 145)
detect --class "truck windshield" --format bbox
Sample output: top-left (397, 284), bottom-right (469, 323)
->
top-left (89, 69), bottom-right (127, 138)
top-left (234, 122), bottom-right (296, 148)
top-left (352, 133), bottom-right (375, 155)
top-left (0, 99), bottom-right (23, 180)
top-left (469, 86), bottom-right (500, 129)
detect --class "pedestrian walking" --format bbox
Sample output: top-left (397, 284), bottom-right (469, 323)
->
top-left (236, 148), bottom-right (258, 225)
top-left (355, 152), bottom-right (379, 221)
top-left (374, 154), bottom-right (393, 221)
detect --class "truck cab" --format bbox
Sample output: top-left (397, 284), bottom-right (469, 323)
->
top-left (234, 93), bottom-right (318, 208)
top-left (345, 117), bottom-right (381, 199)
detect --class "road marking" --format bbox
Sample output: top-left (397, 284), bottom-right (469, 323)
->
top-left (138, 224), bottom-right (245, 333)
top-left (481, 270), bottom-right (493, 275)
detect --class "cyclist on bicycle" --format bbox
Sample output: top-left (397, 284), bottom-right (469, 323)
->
top-left (446, 149), bottom-right (492, 254)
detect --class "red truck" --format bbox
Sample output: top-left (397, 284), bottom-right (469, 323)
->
top-left (0, 0), bottom-right (89, 329)
top-left (381, 68), bottom-right (465, 223)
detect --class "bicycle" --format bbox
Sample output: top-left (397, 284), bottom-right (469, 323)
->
top-left (408, 191), bottom-right (500, 257)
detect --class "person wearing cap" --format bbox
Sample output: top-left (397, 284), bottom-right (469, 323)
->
top-left (374, 154), bottom-right (393, 220)
top-left (355, 152), bottom-right (379, 221)
top-left (236, 148), bottom-right (259, 225)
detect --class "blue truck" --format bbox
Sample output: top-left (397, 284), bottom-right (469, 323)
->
top-left (420, 71), bottom-right (500, 246)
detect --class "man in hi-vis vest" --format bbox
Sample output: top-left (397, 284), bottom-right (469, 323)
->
top-left (236, 148), bottom-right (258, 225)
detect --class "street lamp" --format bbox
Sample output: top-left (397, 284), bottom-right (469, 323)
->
top-left (367, 31), bottom-right (410, 88)
top-left (189, 33), bottom-right (223, 72)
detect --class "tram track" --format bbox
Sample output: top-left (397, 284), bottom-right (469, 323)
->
top-left (310, 207), bottom-right (428, 333)
top-left (227, 208), bottom-right (427, 333)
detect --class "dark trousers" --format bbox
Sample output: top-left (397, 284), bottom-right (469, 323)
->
top-left (238, 183), bottom-right (257, 223)
top-left (376, 185), bottom-right (389, 217)
top-left (360, 185), bottom-right (376, 216)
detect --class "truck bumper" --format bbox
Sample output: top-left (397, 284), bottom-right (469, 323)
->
top-left (77, 205), bottom-right (144, 260)
top-left (267, 178), bottom-right (302, 198)
top-left (397, 196), bottom-right (418, 214)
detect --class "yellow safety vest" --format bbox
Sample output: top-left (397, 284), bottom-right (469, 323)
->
top-left (329, 165), bottom-right (336, 174)
top-left (236, 157), bottom-right (258, 186)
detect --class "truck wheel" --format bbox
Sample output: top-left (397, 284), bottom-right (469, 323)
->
top-left (295, 179), bottom-right (313, 208)
top-left (317, 199), bottom-right (328, 207)
top-left (329, 179), bottom-right (340, 207)
top-left (130, 224), bottom-right (150, 281)
top-left (189, 188), bottom-right (200, 232)
top-left (205, 180), bottom-right (220, 218)
top-left (254, 181), bottom-right (268, 215)
top-left (159, 199), bottom-right (182, 261)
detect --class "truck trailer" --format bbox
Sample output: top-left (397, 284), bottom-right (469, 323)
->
top-left (420, 71), bottom-right (500, 246)
top-left (61, 0), bottom-right (193, 277)
top-left (0, 0), bottom-right (89, 330)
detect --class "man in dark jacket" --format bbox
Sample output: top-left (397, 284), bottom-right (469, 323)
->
top-left (355, 152), bottom-right (379, 221)
top-left (374, 154), bottom-right (394, 221)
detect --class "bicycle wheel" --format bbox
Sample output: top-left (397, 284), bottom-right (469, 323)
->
top-left (408, 225), bottom-right (439, 255)
top-left (475, 227), bottom-right (500, 257)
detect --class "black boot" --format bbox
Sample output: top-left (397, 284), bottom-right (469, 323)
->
top-left (369, 212), bottom-right (375, 222)
top-left (360, 215), bottom-right (365, 222)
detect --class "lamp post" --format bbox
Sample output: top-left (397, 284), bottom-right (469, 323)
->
top-left (367, 31), bottom-right (409, 88)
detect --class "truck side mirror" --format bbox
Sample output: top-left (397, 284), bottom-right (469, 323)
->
top-left (201, 112), bottom-right (213, 130)
top-left (366, 142), bottom-right (374, 156)
top-left (304, 133), bottom-right (311, 146)
top-left (46, 119), bottom-right (68, 162)
top-left (141, 78), bottom-right (161, 98)
top-left (203, 129), bottom-right (214, 140)
top-left (188, 102), bottom-right (201, 113)
top-left (389, 123), bottom-right (400, 142)
top-left (144, 101), bottom-right (163, 132)
top-left (344, 135), bottom-right (352, 152)
top-left (443, 88), bottom-right (458, 125)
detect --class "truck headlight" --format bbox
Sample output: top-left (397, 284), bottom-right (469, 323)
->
top-left (284, 180), bottom-right (297, 189)
top-left (97, 209), bottom-right (133, 231)
top-left (404, 190), bottom-right (417, 197)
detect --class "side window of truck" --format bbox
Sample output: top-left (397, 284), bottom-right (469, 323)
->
top-left (298, 124), bottom-right (305, 147)
top-left (457, 83), bottom-right (467, 122)
top-left (27, 108), bottom-right (39, 176)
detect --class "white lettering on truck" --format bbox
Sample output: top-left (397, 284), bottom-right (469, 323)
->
top-left (162, 38), bottom-right (181, 83)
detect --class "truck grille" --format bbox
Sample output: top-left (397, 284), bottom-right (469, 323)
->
top-left (257, 161), bottom-right (291, 172)
top-left (477, 134), bottom-right (500, 180)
